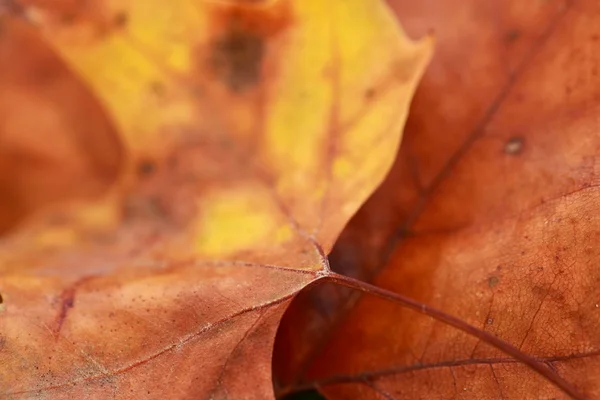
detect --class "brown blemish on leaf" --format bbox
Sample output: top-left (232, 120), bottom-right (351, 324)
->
top-left (364, 87), bottom-right (377, 100)
top-left (113, 11), bottom-right (128, 28)
top-left (505, 29), bottom-right (521, 43)
top-left (209, 28), bottom-right (264, 92)
top-left (488, 276), bottom-right (500, 288)
top-left (137, 160), bottom-right (156, 177)
top-left (205, 2), bottom-right (293, 92)
top-left (504, 136), bottom-right (524, 155)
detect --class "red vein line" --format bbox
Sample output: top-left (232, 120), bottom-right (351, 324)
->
top-left (50, 276), bottom-right (95, 338)
top-left (243, 157), bottom-right (329, 269)
top-left (518, 272), bottom-right (560, 350)
top-left (283, 351), bottom-right (600, 399)
top-left (4, 292), bottom-right (297, 397)
top-left (189, 259), bottom-right (320, 275)
top-left (288, 348), bottom-right (600, 391)
top-left (449, 366), bottom-right (458, 398)
top-left (325, 272), bottom-right (588, 400)
top-left (129, 257), bottom-right (322, 277)
top-left (490, 364), bottom-right (506, 400)
top-left (209, 310), bottom-right (264, 398)
top-left (362, 378), bottom-right (396, 400)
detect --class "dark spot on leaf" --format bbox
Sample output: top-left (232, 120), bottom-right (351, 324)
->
top-left (137, 160), bottom-right (156, 177)
top-left (365, 87), bottom-right (376, 100)
top-left (209, 27), bottom-right (264, 92)
top-left (505, 29), bottom-right (521, 43)
top-left (113, 11), bottom-right (128, 28)
top-left (488, 276), bottom-right (499, 288)
top-left (205, 3), bottom-right (292, 92)
top-left (149, 81), bottom-right (166, 97)
top-left (504, 136), bottom-right (524, 155)
top-left (63, 297), bottom-right (74, 308)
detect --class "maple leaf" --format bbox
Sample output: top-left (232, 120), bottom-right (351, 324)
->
top-left (275, 0), bottom-right (600, 399)
top-left (0, 0), bottom-right (431, 399)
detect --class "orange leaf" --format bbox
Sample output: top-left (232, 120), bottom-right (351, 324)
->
top-left (0, 0), bottom-right (431, 398)
top-left (278, 0), bottom-right (600, 398)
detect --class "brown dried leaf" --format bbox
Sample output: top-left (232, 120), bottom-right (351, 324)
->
top-left (277, 0), bottom-right (600, 398)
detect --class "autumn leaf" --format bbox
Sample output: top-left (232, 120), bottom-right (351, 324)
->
top-left (0, 0), bottom-right (431, 398)
top-left (275, 0), bottom-right (600, 399)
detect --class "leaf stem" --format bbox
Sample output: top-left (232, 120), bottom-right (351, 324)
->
top-left (324, 272), bottom-right (588, 400)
